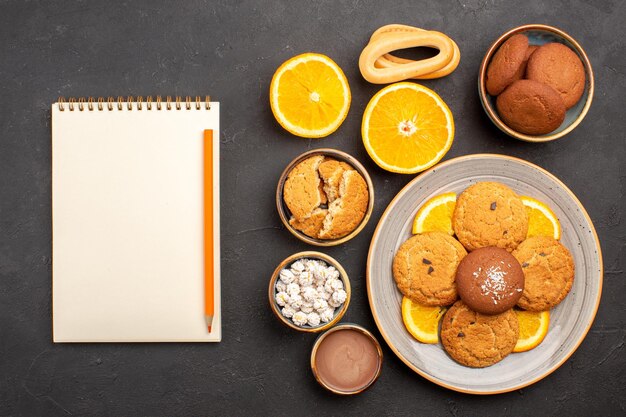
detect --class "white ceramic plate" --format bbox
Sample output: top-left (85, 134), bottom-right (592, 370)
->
top-left (366, 154), bottom-right (603, 394)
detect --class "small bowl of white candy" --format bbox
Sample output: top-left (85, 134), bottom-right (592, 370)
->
top-left (268, 251), bottom-right (351, 333)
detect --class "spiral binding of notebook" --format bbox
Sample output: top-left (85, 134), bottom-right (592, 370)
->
top-left (56, 95), bottom-right (212, 111)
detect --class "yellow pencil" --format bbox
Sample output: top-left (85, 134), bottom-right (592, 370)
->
top-left (204, 129), bottom-right (214, 333)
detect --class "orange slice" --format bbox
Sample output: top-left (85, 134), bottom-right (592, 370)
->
top-left (513, 309), bottom-right (550, 353)
top-left (401, 297), bottom-right (447, 344)
top-left (521, 196), bottom-right (561, 240)
top-left (361, 82), bottom-right (454, 174)
top-left (270, 53), bottom-right (351, 138)
top-left (412, 192), bottom-right (457, 235)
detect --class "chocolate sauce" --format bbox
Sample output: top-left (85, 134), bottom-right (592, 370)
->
top-left (314, 329), bottom-right (380, 392)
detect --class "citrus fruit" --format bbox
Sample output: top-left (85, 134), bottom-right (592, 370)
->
top-left (269, 53), bottom-right (351, 138)
top-left (521, 196), bottom-right (561, 240)
top-left (412, 192), bottom-right (457, 235)
top-left (401, 296), bottom-right (447, 344)
top-left (361, 82), bottom-right (454, 174)
top-left (513, 309), bottom-right (550, 353)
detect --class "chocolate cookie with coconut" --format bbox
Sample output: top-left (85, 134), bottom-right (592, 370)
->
top-left (455, 247), bottom-right (525, 315)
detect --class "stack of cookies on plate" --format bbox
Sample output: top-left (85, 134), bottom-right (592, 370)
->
top-left (393, 182), bottom-right (575, 367)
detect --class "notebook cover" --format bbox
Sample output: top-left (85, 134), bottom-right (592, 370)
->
top-left (51, 99), bottom-right (221, 342)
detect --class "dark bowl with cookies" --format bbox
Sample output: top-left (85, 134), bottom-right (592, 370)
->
top-left (276, 148), bottom-right (375, 246)
top-left (479, 24), bottom-right (594, 142)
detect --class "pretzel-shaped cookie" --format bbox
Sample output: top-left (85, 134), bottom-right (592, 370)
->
top-left (372, 25), bottom-right (461, 80)
top-left (359, 25), bottom-right (460, 84)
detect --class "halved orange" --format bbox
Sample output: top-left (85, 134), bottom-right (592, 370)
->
top-left (521, 196), bottom-right (561, 240)
top-left (362, 82), bottom-right (454, 174)
top-left (401, 297), bottom-right (447, 344)
top-left (412, 192), bottom-right (457, 235)
top-left (513, 309), bottom-right (550, 353)
top-left (270, 53), bottom-right (351, 138)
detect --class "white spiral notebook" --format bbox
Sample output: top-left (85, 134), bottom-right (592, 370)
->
top-left (52, 96), bottom-right (221, 342)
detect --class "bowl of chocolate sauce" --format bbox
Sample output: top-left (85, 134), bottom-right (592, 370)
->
top-left (310, 323), bottom-right (383, 395)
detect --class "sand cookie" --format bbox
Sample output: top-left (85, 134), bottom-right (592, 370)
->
top-left (289, 208), bottom-right (328, 238)
top-left (284, 156), bottom-right (369, 239)
top-left (441, 300), bottom-right (519, 368)
top-left (513, 236), bottom-right (575, 311)
top-left (496, 79), bottom-right (566, 135)
top-left (359, 25), bottom-right (459, 84)
top-left (368, 24), bottom-right (461, 80)
top-left (526, 42), bottom-right (586, 109)
top-left (392, 232), bottom-right (467, 306)
top-left (453, 182), bottom-right (528, 252)
top-left (486, 34), bottom-right (529, 96)
top-left (318, 170), bottom-right (369, 239)
top-left (283, 155), bottom-right (325, 220)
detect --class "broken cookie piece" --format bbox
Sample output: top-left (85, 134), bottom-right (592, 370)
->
top-left (289, 208), bottom-right (328, 238)
top-left (283, 155), bottom-right (325, 219)
top-left (318, 159), bottom-right (353, 202)
top-left (318, 170), bottom-right (369, 239)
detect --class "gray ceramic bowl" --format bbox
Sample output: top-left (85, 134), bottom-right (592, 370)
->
top-left (367, 154), bottom-right (603, 394)
top-left (478, 24), bottom-right (594, 142)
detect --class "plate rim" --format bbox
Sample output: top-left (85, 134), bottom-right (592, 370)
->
top-left (366, 153), bottom-right (604, 395)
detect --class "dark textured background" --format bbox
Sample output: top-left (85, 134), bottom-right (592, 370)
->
top-left (1, 0), bottom-right (625, 415)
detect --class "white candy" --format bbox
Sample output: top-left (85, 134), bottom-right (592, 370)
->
top-left (307, 312), bottom-right (321, 327)
top-left (324, 278), bottom-right (342, 293)
top-left (275, 291), bottom-right (290, 307)
top-left (313, 298), bottom-right (328, 312)
top-left (329, 289), bottom-right (347, 307)
top-left (275, 281), bottom-right (287, 293)
top-left (316, 286), bottom-right (332, 301)
top-left (292, 311), bottom-right (308, 327)
top-left (281, 306), bottom-right (296, 319)
top-left (286, 283), bottom-right (300, 297)
top-left (289, 294), bottom-right (303, 309)
top-left (332, 289), bottom-right (347, 304)
top-left (301, 286), bottom-right (318, 302)
top-left (279, 269), bottom-right (296, 284)
top-left (314, 273), bottom-right (327, 286)
top-left (300, 301), bottom-right (314, 314)
top-left (298, 270), bottom-right (314, 287)
top-left (327, 266), bottom-right (340, 280)
top-left (305, 259), bottom-right (320, 270)
top-left (291, 260), bottom-right (306, 273)
top-left (329, 278), bottom-right (343, 291)
top-left (320, 308), bottom-right (334, 323)
top-left (328, 298), bottom-right (341, 308)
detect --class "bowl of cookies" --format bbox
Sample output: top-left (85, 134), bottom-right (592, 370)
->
top-left (268, 251), bottom-right (351, 333)
top-left (478, 24), bottom-right (594, 142)
top-left (276, 148), bottom-right (374, 246)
